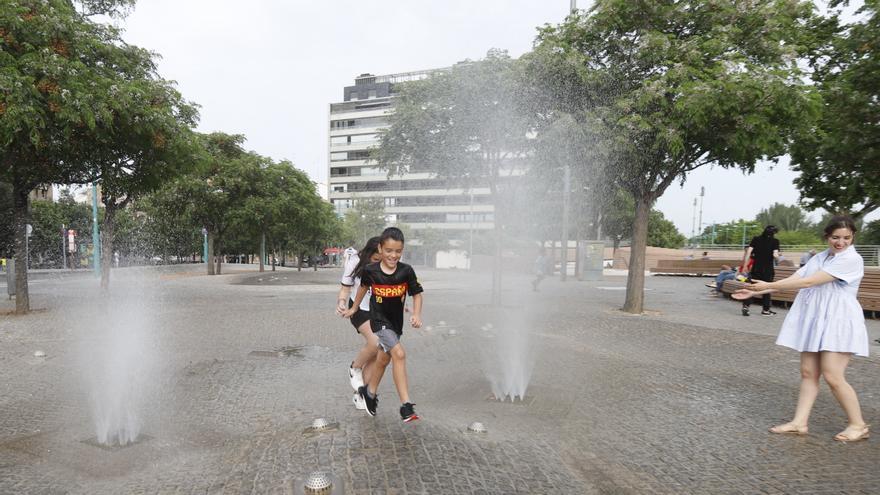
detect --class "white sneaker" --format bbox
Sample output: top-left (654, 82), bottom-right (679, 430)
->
top-left (352, 392), bottom-right (366, 410)
top-left (349, 366), bottom-right (364, 391)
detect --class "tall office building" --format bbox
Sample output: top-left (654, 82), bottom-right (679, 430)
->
top-left (327, 70), bottom-right (494, 242)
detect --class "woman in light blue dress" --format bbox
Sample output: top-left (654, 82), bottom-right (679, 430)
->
top-left (733, 216), bottom-right (869, 442)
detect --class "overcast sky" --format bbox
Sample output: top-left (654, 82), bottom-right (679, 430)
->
top-left (117, 0), bottom-right (876, 235)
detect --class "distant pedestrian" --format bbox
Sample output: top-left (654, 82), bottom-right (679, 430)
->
top-left (701, 251), bottom-right (711, 260)
top-left (706, 264), bottom-right (736, 294)
top-left (113, 251), bottom-right (120, 268)
top-left (733, 215), bottom-right (869, 442)
top-left (336, 236), bottom-right (382, 411)
top-left (532, 246), bottom-right (549, 291)
top-left (799, 249), bottom-right (816, 267)
top-left (344, 227), bottom-right (424, 422)
top-left (740, 225), bottom-right (780, 316)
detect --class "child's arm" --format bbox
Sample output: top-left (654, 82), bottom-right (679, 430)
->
top-left (336, 285), bottom-right (352, 315)
top-left (342, 285), bottom-right (369, 318)
top-left (410, 293), bottom-right (423, 328)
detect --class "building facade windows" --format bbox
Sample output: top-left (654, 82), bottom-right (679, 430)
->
top-left (328, 69), bottom-right (495, 236)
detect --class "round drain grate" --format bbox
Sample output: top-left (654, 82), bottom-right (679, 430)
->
top-left (311, 418), bottom-right (331, 430)
top-left (467, 421), bottom-right (488, 433)
top-left (304, 471), bottom-right (333, 492)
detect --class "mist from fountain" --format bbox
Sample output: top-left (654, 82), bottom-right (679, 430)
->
top-left (77, 281), bottom-right (158, 446)
top-left (483, 314), bottom-right (535, 402)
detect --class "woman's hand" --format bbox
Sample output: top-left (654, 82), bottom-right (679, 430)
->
top-left (748, 280), bottom-right (772, 292)
top-left (341, 307), bottom-right (356, 319)
top-left (732, 289), bottom-right (754, 300)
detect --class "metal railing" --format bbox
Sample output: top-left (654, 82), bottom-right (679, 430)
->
top-left (689, 244), bottom-right (880, 267)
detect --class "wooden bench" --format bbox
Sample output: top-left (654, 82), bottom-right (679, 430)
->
top-left (720, 266), bottom-right (880, 315)
top-left (650, 259), bottom-right (744, 276)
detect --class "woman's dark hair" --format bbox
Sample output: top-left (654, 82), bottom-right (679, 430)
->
top-left (353, 236), bottom-right (381, 279)
top-left (762, 225), bottom-right (778, 237)
top-left (380, 227), bottom-right (405, 245)
top-left (823, 215), bottom-right (858, 239)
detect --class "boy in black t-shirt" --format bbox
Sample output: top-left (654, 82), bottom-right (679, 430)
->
top-left (343, 227), bottom-right (424, 422)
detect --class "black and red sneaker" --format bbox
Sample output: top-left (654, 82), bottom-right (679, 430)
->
top-left (400, 402), bottom-right (419, 422)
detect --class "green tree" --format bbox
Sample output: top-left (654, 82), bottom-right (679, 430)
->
top-left (230, 159), bottom-right (321, 272)
top-left (139, 187), bottom-right (201, 262)
top-left (87, 41), bottom-right (199, 288)
top-left (28, 200), bottom-right (90, 268)
top-left (755, 203), bottom-right (814, 232)
top-left (647, 211), bottom-right (686, 249)
top-left (176, 133), bottom-right (252, 276)
top-left (0, 0), bottom-right (174, 312)
top-left (374, 50), bottom-right (531, 304)
top-left (601, 188), bottom-right (685, 249)
top-left (701, 220), bottom-right (763, 246)
top-left (776, 230), bottom-right (823, 246)
top-left (861, 219), bottom-right (880, 245)
top-left (415, 227), bottom-right (451, 268)
top-left (791, 0), bottom-right (880, 219)
top-left (265, 162), bottom-right (327, 269)
top-left (0, 0), bottom-right (138, 312)
top-left (341, 197), bottom-right (387, 246)
top-left (534, 0), bottom-right (818, 313)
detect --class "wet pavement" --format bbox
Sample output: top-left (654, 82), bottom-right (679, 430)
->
top-left (1, 265), bottom-right (878, 494)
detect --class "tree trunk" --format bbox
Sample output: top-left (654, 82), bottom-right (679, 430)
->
top-left (12, 184), bottom-right (30, 314)
top-left (99, 204), bottom-right (117, 290)
top-left (623, 196), bottom-right (651, 314)
top-left (298, 253), bottom-right (304, 272)
top-left (207, 231), bottom-right (215, 275)
top-left (271, 249), bottom-right (276, 271)
top-left (259, 233), bottom-right (265, 273)
top-left (215, 236), bottom-right (222, 275)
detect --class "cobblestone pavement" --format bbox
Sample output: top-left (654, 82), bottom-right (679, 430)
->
top-left (1, 265), bottom-right (878, 494)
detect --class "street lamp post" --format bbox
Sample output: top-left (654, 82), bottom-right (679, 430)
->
top-left (61, 224), bottom-right (67, 269)
top-left (741, 222), bottom-right (754, 248)
top-left (561, 164), bottom-right (571, 281)
top-left (91, 183), bottom-right (101, 277)
top-left (698, 187), bottom-right (705, 244)
top-left (202, 228), bottom-right (208, 264)
top-left (468, 190), bottom-right (474, 271)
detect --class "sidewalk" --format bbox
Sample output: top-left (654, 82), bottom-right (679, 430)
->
top-left (0, 267), bottom-right (877, 494)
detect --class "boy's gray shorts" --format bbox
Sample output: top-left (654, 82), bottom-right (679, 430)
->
top-left (375, 327), bottom-right (400, 353)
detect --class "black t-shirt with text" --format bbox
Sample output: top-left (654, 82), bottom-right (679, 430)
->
top-left (360, 261), bottom-right (424, 334)
top-left (749, 235), bottom-right (780, 271)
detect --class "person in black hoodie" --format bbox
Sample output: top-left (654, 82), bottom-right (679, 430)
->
top-left (740, 225), bottom-right (780, 316)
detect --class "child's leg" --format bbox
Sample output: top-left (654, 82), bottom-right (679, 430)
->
top-left (367, 348), bottom-right (391, 395)
top-left (389, 343), bottom-right (411, 404)
top-left (353, 321), bottom-right (379, 383)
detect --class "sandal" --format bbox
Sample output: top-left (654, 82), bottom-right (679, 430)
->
top-left (834, 424), bottom-right (870, 443)
top-left (769, 422), bottom-right (808, 435)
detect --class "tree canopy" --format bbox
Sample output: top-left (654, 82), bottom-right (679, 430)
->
top-left (531, 0), bottom-right (819, 313)
top-left (790, 0), bottom-right (880, 219)
top-left (374, 49), bottom-right (532, 303)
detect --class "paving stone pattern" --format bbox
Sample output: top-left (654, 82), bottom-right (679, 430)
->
top-left (0, 266), bottom-right (878, 494)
